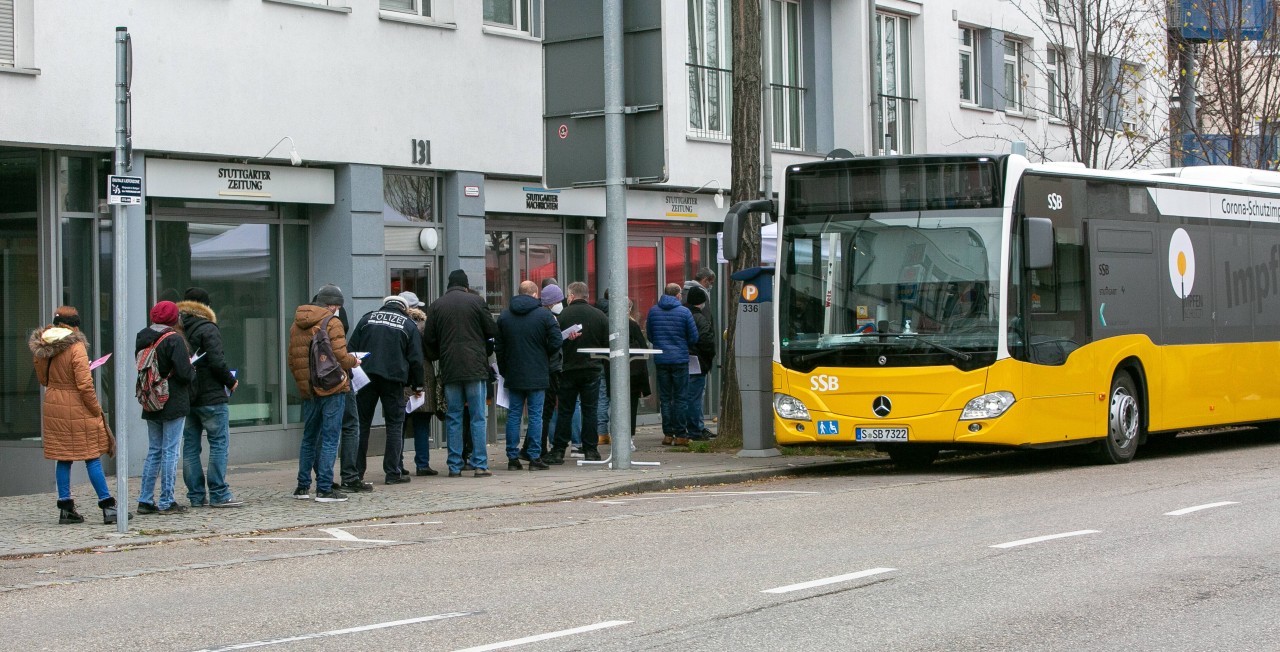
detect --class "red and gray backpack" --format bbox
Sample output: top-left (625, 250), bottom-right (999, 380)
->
top-left (136, 330), bottom-right (177, 412)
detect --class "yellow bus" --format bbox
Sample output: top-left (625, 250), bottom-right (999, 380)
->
top-left (766, 154), bottom-right (1280, 466)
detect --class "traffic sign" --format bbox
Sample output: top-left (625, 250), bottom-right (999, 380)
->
top-left (107, 175), bottom-right (143, 205)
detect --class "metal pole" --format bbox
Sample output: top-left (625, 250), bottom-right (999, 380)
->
top-left (1177, 43), bottom-right (1197, 166)
top-left (112, 26), bottom-right (131, 533)
top-left (867, 0), bottom-right (879, 155)
top-left (603, 0), bottom-right (633, 469)
top-left (761, 0), bottom-right (773, 198)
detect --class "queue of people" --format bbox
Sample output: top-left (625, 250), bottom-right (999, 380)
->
top-left (31, 269), bottom-right (720, 523)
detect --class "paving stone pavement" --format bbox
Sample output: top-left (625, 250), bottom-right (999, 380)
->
top-left (0, 425), bottom-right (871, 558)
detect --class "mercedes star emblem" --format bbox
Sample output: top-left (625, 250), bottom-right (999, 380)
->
top-left (872, 396), bottom-right (892, 418)
top-left (878, 355), bottom-right (887, 366)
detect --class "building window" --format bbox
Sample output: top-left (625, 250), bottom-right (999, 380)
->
top-left (876, 12), bottom-right (914, 155)
top-left (1004, 38), bottom-right (1025, 113)
top-left (484, 0), bottom-right (530, 32)
top-left (383, 172), bottom-right (438, 223)
top-left (0, 0), bottom-right (14, 66)
top-left (959, 27), bottom-right (978, 104)
top-left (1119, 62), bottom-right (1144, 132)
top-left (769, 0), bottom-right (804, 150)
top-left (687, 0), bottom-right (733, 139)
top-left (1047, 47), bottom-right (1065, 118)
top-left (381, 0), bottom-right (429, 17)
top-left (1044, 0), bottom-right (1060, 19)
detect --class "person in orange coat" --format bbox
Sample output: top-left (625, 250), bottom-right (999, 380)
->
top-left (29, 306), bottom-right (121, 525)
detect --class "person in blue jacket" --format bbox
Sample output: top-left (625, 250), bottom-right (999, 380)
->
top-left (645, 283), bottom-right (699, 445)
top-left (495, 280), bottom-right (563, 470)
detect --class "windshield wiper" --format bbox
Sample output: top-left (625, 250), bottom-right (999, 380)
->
top-left (894, 334), bottom-right (972, 361)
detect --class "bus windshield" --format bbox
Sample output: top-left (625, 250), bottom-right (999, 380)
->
top-left (779, 159), bottom-right (1004, 371)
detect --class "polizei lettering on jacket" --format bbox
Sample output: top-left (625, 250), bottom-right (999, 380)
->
top-left (1225, 243), bottom-right (1280, 313)
top-left (218, 167), bottom-right (272, 191)
top-left (367, 311), bottom-right (408, 329)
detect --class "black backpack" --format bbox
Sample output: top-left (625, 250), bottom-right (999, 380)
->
top-left (309, 314), bottom-right (346, 394)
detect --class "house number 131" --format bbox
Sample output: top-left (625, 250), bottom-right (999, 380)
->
top-left (411, 139), bottom-right (431, 165)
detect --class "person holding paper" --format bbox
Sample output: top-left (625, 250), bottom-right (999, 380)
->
top-left (348, 295), bottom-right (424, 486)
top-left (424, 270), bottom-right (498, 477)
top-left (495, 280), bottom-right (562, 471)
top-left (645, 284), bottom-right (699, 446)
top-left (544, 281), bottom-right (609, 465)
top-left (684, 286), bottom-right (717, 442)
top-left (402, 291), bottom-right (441, 477)
top-left (177, 287), bottom-right (242, 508)
top-left (30, 306), bottom-right (123, 525)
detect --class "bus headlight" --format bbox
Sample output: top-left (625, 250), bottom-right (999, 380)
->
top-left (774, 393), bottom-right (812, 421)
top-left (960, 391), bottom-right (1015, 420)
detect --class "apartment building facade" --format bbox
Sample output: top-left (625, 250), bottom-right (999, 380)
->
top-left (0, 0), bottom-right (1165, 495)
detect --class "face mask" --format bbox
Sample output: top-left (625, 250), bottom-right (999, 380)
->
top-left (551, 303), bottom-right (563, 315)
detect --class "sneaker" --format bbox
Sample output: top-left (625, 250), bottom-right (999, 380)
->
top-left (341, 481), bottom-right (375, 493)
top-left (584, 450), bottom-right (602, 462)
top-left (157, 503), bottom-right (188, 516)
top-left (462, 462), bottom-right (475, 471)
top-left (518, 451), bottom-right (532, 462)
top-left (136, 502), bottom-right (158, 514)
top-left (292, 487), bottom-right (311, 500)
top-left (570, 448), bottom-right (585, 459)
top-left (416, 467), bottom-right (439, 477)
top-left (543, 452), bottom-right (565, 465)
top-left (211, 498), bottom-right (244, 508)
top-left (528, 458), bottom-right (550, 470)
top-left (385, 474), bottom-right (411, 485)
top-left (447, 470), bottom-right (462, 477)
top-left (474, 469), bottom-right (493, 477)
top-left (701, 428), bottom-right (718, 439)
top-left (507, 459), bottom-right (523, 471)
top-left (315, 488), bottom-right (349, 503)
top-left (630, 441), bottom-right (637, 452)
top-left (662, 436), bottom-right (674, 446)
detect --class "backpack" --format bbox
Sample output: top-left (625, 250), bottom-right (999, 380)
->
top-left (309, 314), bottom-right (347, 394)
top-left (136, 330), bottom-right (177, 412)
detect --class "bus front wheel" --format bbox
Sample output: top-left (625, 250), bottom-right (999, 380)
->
top-left (885, 445), bottom-right (939, 469)
top-left (1094, 372), bottom-right (1142, 464)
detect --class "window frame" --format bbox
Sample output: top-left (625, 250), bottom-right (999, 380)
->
top-left (1046, 47), bottom-right (1065, 119)
top-left (687, 0), bottom-right (734, 139)
top-left (959, 27), bottom-right (978, 104)
top-left (380, 0), bottom-right (429, 18)
top-left (875, 11), bottom-right (915, 155)
top-left (1004, 37), bottom-right (1025, 113)
top-left (769, 0), bottom-right (804, 151)
top-left (483, 0), bottom-right (531, 33)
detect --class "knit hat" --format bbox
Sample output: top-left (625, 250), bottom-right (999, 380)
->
top-left (383, 295), bottom-right (409, 310)
top-left (687, 286), bottom-right (709, 307)
top-left (183, 286), bottom-right (211, 305)
top-left (52, 306), bottom-right (81, 329)
top-left (540, 284), bottom-right (565, 307)
top-left (447, 269), bottom-right (469, 289)
top-left (315, 284), bottom-right (344, 306)
top-left (399, 291), bottom-right (425, 308)
top-left (150, 300), bottom-right (180, 326)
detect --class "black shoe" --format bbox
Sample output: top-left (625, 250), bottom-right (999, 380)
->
top-left (385, 474), bottom-right (411, 485)
top-left (518, 450), bottom-right (532, 462)
top-left (701, 428), bottom-right (718, 439)
top-left (315, 488), bottom-right (349, 503)
top-left (528, 458), bottom-right (550, 470)
top-left (584, 450), bottom-right (602, 462)
top-left (507, 459), bottom-right (523, 470)
top-left (340, 482), bottom-right (374, 493)
top-left (57, 499), bottom-right (84, 525)
top-left (157, 503), bottom-right (188, 516)
top-left (137, 501), bottom-right (159, 514)
top-left (447, 470), bottom-right (462, 478)
top-left (98, 497), bottom-right (119, 525)
top-left (543, 452), bottom-right (565, 465)
top-left (416, 467), bottom-right (439, 477)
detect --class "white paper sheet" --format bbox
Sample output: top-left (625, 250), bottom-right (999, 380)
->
top-left (190, 351), bottom-right (205, 364)
top-left (405, 392), bottom-right (425, 413)
top-left (495, 371), bottom-right (509, 408)
top-left (351, 365), bottom-right (371, 392)
top-left (688, 356), bottom-right (701, 375)
top-left (561, 323), bottom-right (583, 339)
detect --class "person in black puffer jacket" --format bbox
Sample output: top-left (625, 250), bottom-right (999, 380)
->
top-left (135, 301), bottom-right (197, 516)
top-left (545, 281), bottom-right (609, 464)
top-left (349, 295), bottom-right (425, 485)
top-left (496, 280), bottom-right (563, 470)
top-left (176, 288), bottom-right (242, 508)
top-left (684, 286), bottom-right (717, 441)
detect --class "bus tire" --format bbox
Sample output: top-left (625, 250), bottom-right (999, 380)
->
top-left (886, 445), bottom-right (938, 469)
top-left (1094, 372), bottom-right (1142, 464)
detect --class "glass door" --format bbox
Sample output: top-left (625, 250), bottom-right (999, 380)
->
top-left (519, 236), bottom-right (560, 289)
top-left (388, 258), bottom-right (435, 304)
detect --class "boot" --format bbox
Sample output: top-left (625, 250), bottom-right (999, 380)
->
top-left (99, 497), bottom-right (119, 525)
top-left (57, 499), bottom-right (84, 525)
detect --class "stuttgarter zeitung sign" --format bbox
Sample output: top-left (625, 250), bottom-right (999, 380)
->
top-left (486, 180), bottom-right (722, 222)
top-left (145, 159), bottom-right (335, 204)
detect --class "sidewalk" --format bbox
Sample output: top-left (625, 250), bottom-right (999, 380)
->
top-left (1, 425), bottom-right (880, 558)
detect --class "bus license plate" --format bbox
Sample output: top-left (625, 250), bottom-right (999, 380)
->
top-left (856, 427), bottom-right (909, 442)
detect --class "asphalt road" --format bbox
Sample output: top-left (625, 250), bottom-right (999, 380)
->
top-left (4, 429), bottom-right (1279, 651)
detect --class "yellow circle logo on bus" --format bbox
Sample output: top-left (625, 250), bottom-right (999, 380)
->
top-left (1168, 228), bottom-right (1195, 299)
top-left (742, 284), bottom-right (759, 302)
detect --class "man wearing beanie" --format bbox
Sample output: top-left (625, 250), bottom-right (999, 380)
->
top-left (135, 301), bottom-right (198, 515)
top-left (315, 285), bottom-right (371, 493)
top-left (424, 269), bottom-right (498, 477)
top-left (348, 294), bottom-right (424, 485)
top-left (684, 285), bottom-right (717, 442)
top-left (177, 288), bottom-right (242, 508)
top-left (288, 284), bottom-right (360, 502)
top-left (521, 283), bottom-right (565, 461)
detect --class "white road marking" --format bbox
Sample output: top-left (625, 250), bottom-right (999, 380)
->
top-left (762, 568), bottom-right (896, 594)
top-left (239, 526), bottom-right (396, 544)
top-left (191, 612), bottom-right (475, 651)
top-left (594, 490), bottom-right (819, 505)
top-left (450, 620), bottom-right (632, 651)
top-left (990, 530), bottom-right (1100, 549)
top-left (1164, 501), bottom-right (1239, 516)
top-left (349, 521), bottom-right (443, 528)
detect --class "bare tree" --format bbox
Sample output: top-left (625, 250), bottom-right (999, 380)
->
top-left (952, 0), bottom-right (1171, 169)
top-left (1179, 0), bottom-right (1280, 169)
top-left (718, 0), bottom-right (763, 446)
top-left (383, 174), bottom-right (434, 221)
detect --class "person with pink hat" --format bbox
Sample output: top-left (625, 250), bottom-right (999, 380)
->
top-left (134, 301), bottom-right (197, 516)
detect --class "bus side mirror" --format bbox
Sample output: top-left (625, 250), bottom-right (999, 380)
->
top-left (1023, 217), bottom-right (1054, 270)
top-left (722, 199), bottom-right (776, 262)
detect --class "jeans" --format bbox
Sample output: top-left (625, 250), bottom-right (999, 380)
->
top-left (55, 458), bottom-right (110, 502)
top-left (685, 373), bottom-right (708, 437)
top-left (597, 379), bottom-right (610, 435)
top-left (357, 378), bottom-right (408, 480)
top-left (183, 403), bottom-right (233, 505)
top-left (411, 413), bottom-right (433, 470)
top-left (339, 387), bottom-right (360, 485)
top-left (298, 393), bottom-right (344, 493)
top-left (552, 368), bottom-right (601, 454)
top-left (655, 364), bottom-right (689, 436)
top-left (505, 388), bottom-right (545, 461)
top-left (140, 417), bottom-right (185, 509)
top-left (445, 380), bottom-right (488, 473)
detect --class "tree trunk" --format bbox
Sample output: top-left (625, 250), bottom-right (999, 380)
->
top-left (719, 0), bottom-right (763, 447)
